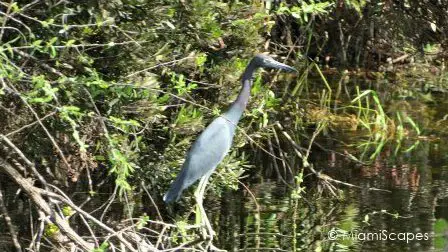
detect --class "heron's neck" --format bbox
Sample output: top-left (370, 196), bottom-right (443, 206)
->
top-left (224, 63), bottom-right (257, 124)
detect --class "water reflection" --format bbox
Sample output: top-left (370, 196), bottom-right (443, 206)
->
top-left (1, 77), bottom-right (447, 252)
top-left (212, 136), bottom-right (448, 251)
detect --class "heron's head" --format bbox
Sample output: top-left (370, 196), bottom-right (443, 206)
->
top-left (251, 54), bottom-right (297, 72)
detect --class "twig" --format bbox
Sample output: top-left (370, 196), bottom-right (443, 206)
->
top-left (5, 111), bottom-right (57, 136)
top-left (316, 171), bottom-right (391, 193)
top-left (123, 193), bottom-right (142, 250)
top-left (85, 165), bottom-right (94, 197)
top-left (1, 79), bottom-right (72, 178)
top-left (267, 136), bottom-right (288, 185)
top-left (141, 181), bottom-right (164, 222)
top-left (0, 134), bottom-right (48, 190)
top-left (12, 48), bottom-right (64, 77)
top-left (238, 180), bottom-right (260, 215)
top-left (27, 200), bottom-right (35, 250)
top-left (0, 157), bottom-right (93, 250)
top-left (20, 0), bottom-right (41, 12)
top-left (0, 184), bottom-right (22, 252)
top-left (185, 78), bottom-right (219, 87)
top-left (12, 40), bottom-right (149, 50)
top-left (160, 238), bottom-right (206, 252)
top-left (392, 53), bottom-right (410, 64)
top-left (0, 26), bottom-right (27, 42)
top-left (31, 210), bottom-right (46, 251)
top-left (0, 0), bottom-right (14, 41)
top-left (292, 122), bottom-right (391, 193)
top-left (79, 214), bottom-right (99, 248)
top-left (126, 56), bottom-right (195, 77)
top-left (0, 10), bottom-right (32, 35)
top-left (272, 125), bottom-right (294, 176)
top-left (44, 185), bottom-right (140, 251)
top-left (156, 225), bottom-right (167, 249)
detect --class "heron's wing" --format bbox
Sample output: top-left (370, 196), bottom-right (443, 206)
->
top-left (183, 116), bottom-right (234, 184)
top-left (176, 117), bottom-right (234, 189)
top-left (164, 116), bottom-right (235, 202)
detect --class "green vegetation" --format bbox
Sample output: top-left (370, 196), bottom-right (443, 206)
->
top-left (0, 0), bottom-right (447, 251)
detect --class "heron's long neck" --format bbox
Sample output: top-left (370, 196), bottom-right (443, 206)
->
top-left (224, 63), bottom-right (257, 124)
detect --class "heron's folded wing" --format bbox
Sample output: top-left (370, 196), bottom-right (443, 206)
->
top-left (180, 117), bottom-right (234, 187)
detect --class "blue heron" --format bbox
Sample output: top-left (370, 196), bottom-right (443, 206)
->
top-left (163, 54), bottom-right (296, 239)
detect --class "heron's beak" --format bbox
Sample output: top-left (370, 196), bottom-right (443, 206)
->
top-left (265, 59), bottom-right (297, 72)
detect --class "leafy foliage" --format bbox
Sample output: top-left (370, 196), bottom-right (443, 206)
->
top-left (1, 0), bottom-right (446, 250)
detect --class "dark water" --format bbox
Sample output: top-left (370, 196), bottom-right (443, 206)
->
top-left (209, 137), bottom-right (448, 252)
top-left (207, 84), bottom-right (448, 251)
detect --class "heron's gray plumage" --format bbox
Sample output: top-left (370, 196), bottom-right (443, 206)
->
top-left (163, 117), bottom-right (234, 202)
top-left (163, 54), bottom-right (296, 203)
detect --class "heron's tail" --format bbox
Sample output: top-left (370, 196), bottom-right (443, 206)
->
top-left (163, 179), bottom-right (184, 203)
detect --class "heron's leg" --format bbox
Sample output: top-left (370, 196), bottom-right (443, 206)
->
top-left (199, 174), bottom-right (214, 238)
top-left (194, 174), bottom-right (227, 251)
top-left (194, 173), bottom-right (215, 240)
top-left (194, 175), bottom-right (208, 239)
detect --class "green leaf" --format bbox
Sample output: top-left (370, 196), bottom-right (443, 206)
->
top-left (65, 39), bottom-right (76, 47)
top-left (10, 2), bottom-right (20, 13)
top-left (32, 40), bottom-right (43, 47)
top-left (49, 46), bottom-right (57, 58)
top-left (48, 37), bottom-right (58, 45)
top-left (195, 53), bottom-right (207, 67)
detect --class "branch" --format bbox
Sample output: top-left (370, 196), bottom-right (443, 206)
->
top-left (126, 56), bottom-right (195, 77)
top-left (0, 10), bottom-right (32, 35)
top-left (0, 134), bottom-right (48, 190)
top-left (12, 48), bottom-right (64, 77)
top-left (5, 111), bottom-right (57, 136)
top-left (1, 79), bottom-right (72, 173)
top-left (0, 157), bottom-right (93, 251)
top-left (0, 184), bottom-right (22, 252)
top-left (44, 185), bottom-right (151, 251)
top-left (12, 40), bottom-right (148, 50)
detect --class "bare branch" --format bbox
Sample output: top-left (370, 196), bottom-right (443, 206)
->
top-left (12, 40), bottom-right (149, 50)
top-left (126, 56), bottom-right (195, 77)
top-left (0, 10), bottom-right (32, 35)
top-left (5, 111), bottom-right (57, 136)
top-left (0, 134), bottom-right (48, 190)
top-left (0, 184), bottom-right (22, 252)
top-left (1, 79), bottom-right (72, 173)
top-left (12, 48), bottom-right (64, 77)
top-left (0, 157), bottom-right (93, 250)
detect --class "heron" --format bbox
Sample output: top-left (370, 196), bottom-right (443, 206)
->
top-left (163, 54), bottom-right (296, 240)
